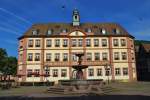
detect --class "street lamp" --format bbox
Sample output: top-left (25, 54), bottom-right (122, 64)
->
top-left (104, 64), bottom-right (111, 84)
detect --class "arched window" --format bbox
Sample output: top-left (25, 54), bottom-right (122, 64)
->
top-left (75, 15), bottom-right (78, 19)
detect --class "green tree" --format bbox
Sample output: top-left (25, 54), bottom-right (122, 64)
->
top-left (0, 48), bottom-right (7, 73)
top-left (2, 57), bottom-right (17, 75)
top-left (0, 48), bottom-right (17, 81)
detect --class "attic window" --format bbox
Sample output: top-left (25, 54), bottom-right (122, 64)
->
top-left (101, 29), bottom-right (106, 34)
top-left (62, 29), bottom-right (67, 33)
top-left (47, 29), bottom-right (52, 35)
top-left (32, 29), bottom-right (39, 35)
top-left (113, 29), bottom-right (120, 34)
top-left (85, 28), bottom-right (92, 33)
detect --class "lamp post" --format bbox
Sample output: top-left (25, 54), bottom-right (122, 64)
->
top-left (104, 64), bottom-right (111, 84)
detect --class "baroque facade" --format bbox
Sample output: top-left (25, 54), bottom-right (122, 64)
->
top-left (17, 9), bottom-right (136, 83)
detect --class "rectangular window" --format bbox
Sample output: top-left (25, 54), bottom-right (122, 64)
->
top-left (115, 68), bottom-right (121, 76)
top-left (46, 53), bottom-right (51, 61)
top-left (87, 53), bottom-right (92, 61)
top-left (53, 69), bottom-right (58, 77)
top-left (123, 68), bottom-right (128, 75)
top-left (88, 69), bottom-right (94, 76)
top-left (86, 39), bottom-right (91, 47)
top-left (97, 68), bottom-right (102, 76)
top-left (46, 39), bottom-right (52, 47)
top-left (114, 52), bottom-right (120, 60)
top-left (55, 53), bottom-right (60, 61)
top-left (122, 52), bottom-right (127, 60)
top-left (35, 53), bottom-right (40, 61)
top-left (102, 39), bottom-right (107, 47)
top-left (63, 39), bottom-right (68, 47)
top-left (102, 52), bottom-right (108, 60)
top-left (95, 53), bottom-right (100, 61)
top-left (28, 53), bottom-right (33, 61)
top-left (34, 69), bottom-right (40, 77)
top-left (27, 69), bottom-right (32, 77)
top-left (55, 39), bottom-right (60, 47)
top-left (72, 54), bottom-right (77, 61)
top-left (45, 69), bottom-right (50, 76)
top-left (113, 39), bottom-right (119, 46)
top-left (94, 39), bottom-right (99, 47)
top-left (28, 40), bottom-right (33, 47)
top-left (78, 39), bottom-right (83, 47)
top-left (121, 39), bottom-right (126, 46)
top-left (63, 53), bottom-right (68, 61)
top-left (72, 39), bottom-right (77, 47)
top-left (61, 69), bottom-right (67, 77)
top-left (35, 39), bottom-right (41, 47)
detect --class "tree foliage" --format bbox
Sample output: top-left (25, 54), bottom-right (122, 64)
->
top-left (0, 48), bottom-right (17, 76)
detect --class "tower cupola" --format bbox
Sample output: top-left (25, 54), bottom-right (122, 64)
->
top-left (72, 9), bottom-right (80, 26)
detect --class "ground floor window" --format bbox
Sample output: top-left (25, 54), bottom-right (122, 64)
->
top-left (97, 68), bottom-right (102, 76)
top-left (53, 69), bottom-right (58, 77)
top-left (115, 68), bottom-right (121, 76)
top-left (61, 69), bottom-right (67, 77)
top-left (27, 69), bottom-right (32, 77)
top-left (123, 68), bottom-right (128, 75)
top-left (88, 68), bottom-right (94, 76)
top-left (45, 69), bottom-right (50, 76)
top-left (34, 69), bottom-right (40, 77)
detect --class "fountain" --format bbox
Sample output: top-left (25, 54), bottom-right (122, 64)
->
top-left (48, 53), bottom-right (104, 94)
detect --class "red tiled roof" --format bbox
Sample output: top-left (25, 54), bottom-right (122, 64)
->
top-left (142, 44), bottom-right (150, 52)
top-left (18, 23), bottom-right (134, 39)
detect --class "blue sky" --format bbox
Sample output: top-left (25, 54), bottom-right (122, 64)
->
top-left (0, 0), bottom-right (150, 57)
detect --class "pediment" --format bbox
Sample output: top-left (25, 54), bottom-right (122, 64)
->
top-left (69, 31), bottom-right (86, 36)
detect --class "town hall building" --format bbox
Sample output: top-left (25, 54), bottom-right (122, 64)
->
top-left (17, 9), bottom-right (137, 84)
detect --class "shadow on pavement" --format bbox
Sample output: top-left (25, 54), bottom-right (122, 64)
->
top-left (0, 95), bottom-right (150, 100)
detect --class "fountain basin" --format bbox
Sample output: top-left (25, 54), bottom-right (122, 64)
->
top-left (59, 79), bottom-right (103, 86)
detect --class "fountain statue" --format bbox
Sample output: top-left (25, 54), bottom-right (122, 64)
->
top-left (48, 53), bottom-right (104, 94)
top-left (72, 53), bottom-right (88, 79)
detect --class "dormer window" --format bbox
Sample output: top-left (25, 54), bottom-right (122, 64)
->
top-left (101, 29), bottom-right (106, 34)
top-left (62, 29), bottom-right (67, 33)
top-left (85, 28), bottom-right (92, 33)
top-left (47, 29), bottom-right (52, 35)
top-left (113, 29), bottom-right (120, 34)
top-left (87, 28), bottom-right (92, 33)
top-left (32, 29), bottom-right (39, 35)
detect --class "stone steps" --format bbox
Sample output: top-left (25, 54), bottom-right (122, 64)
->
top-left (47, 87), bottom-right (65, 94)
top-left (47, 86), bottom-right (116, 95)
top-left (101, 86), bottom-right (116, 94)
